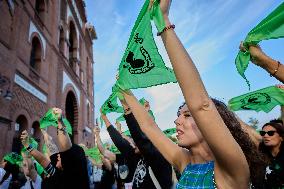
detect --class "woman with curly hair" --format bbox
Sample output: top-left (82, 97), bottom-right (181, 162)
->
top-left (119, 0), bottom-right (267, 188)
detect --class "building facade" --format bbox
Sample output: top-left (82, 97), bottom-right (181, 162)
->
top-left (0, 0), bottom-right (97, 159)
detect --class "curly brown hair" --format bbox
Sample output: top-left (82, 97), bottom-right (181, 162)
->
top-left (211, 98), bottom-right (267, 189)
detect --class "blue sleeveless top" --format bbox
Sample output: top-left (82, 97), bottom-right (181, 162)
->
top-left (176, 161), bottom-right (217, 189)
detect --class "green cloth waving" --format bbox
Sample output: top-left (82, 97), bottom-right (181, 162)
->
top-left (235, 2), bottom-right (284, 88)
top-left (163, 128), bottom-right (176, 137)
top-left (3, 152), bottom-right (23, 166)
top-left (116, 0), bottom-right (176, 90)
top-left (101, 92), bottom-right (124, 115)
top-left (39, 109), bottom-right (72, 135)
top-left (85, 147), bottom-right (102, 164)
top-left (21, 137), bottom-right (39, 154)
top-left (116, 114), bottom-right (126, 123)
top-left (228, 86), bottom-right (284, 113)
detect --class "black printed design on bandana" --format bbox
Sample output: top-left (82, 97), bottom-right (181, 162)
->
top-left (123, 33), bottom-right (154, 74)
top-left (240, 93), bottom-right (271, 110)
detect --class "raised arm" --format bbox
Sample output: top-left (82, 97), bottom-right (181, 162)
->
top-left (236, 116), bottom-right (261, 147)
top-left (276, 84), bottom-right (284, 123)
top-left (93, 126), bottom-right (116, 162)
top-left (120, 99), bottom-right (164, 157)
top-left (21, 130), bottom-right (50, 168)
top-left (240, 43), bottom-right (284, 83)
top-left (52, 108), bottom-right (72, 152)
top-left (102, 157), bottom-right (112, 171)
top-left (281, 106), bottom-right (284, 124)
top-left (101, 110), bottom-right (136, 156)
top-left (159, 0), bottom-right (249, 180)
top-left (122, 91), bottom-right (190, 172)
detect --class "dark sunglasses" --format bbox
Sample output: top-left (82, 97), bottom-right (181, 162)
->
top-left (259, 130), bottom-right (276, 136)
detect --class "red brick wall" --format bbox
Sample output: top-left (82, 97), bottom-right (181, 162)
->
top-left (0, 0), bottom-right (95, 159)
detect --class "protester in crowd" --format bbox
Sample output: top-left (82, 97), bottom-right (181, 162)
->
top-left (94, 156), bottom-right (115, 189)
top-left (86, 156), bottom-right (94, 189)
top-left (118, 0), bottom-right (268, 188)
top-left (118, 98), bottom-right (174, 189)
top-left (259, 121), bottom-right (284, 188)
top-left (20, 107), bottom-right (90, 189)
top-left (94, 125), bottom-right (135, 189)
top-left (91, 161), bottom-right (103, 189)
top-left (239, 42), bottom-right (284, 83)
top-left (0, 153), bottom-right (24, 189)
top-left (20, 158), bottom-right (42, 189)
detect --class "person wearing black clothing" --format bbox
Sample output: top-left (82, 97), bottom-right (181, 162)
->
top-left (123, 111), bottom-right (173, 189)
top-left (95, 157), bottom-right (115, 189)
top-left (259, 122), bottom-right (284, 188)
top-left (21, 108), bottom-right (90, 189)
top-left (95, 113), bottom-right (157, 189)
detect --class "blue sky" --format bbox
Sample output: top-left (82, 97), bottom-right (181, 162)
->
top-left (85, 0), bottom-right (284, 141)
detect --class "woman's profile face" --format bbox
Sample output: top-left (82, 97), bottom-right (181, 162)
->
top-left (262, 125), bottom-right (283, 148)
top-left (175, 104), bottom-right (203, 148)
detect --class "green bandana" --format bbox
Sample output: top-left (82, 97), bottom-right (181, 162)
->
top-left (163, 128), bottom-right (176, 137)
top-left (115, 0), bottom-right (176, 90)
top-left (109, 144), bottom-right (120, 154)
top-left (101, 92), bottom-right (124, 115)
top-left (85, 147), bottom-right (102, 164)
top-left (3, 152), bottom-right (23, 166)
top-left (116, 114), bottom-right (126, 123)
top-left (123, 130), bottom-right (131, 137)
top-left (235, 2), bottom-right (284, 88)
top-left (35, 160), bottom-right (45, 175)
top-left (39, 109), bottom-right (73, 135)
top-left (228, 86), bottom-right (284, 113)
top-left (139, 98), bottom-right (147, 105)
top-left (21, 137), bottom-right (39, 154)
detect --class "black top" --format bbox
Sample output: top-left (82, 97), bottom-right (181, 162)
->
top-left (95, 165), bottom-right (115, 189)
top-left (262, 142), bottom-right (284, 189)
top-left (125, 113), bottom-right (173, 189)
top-left (42, 144), bottom-right (90, 189)
top-left (107, 125), bottom-right (156, 188)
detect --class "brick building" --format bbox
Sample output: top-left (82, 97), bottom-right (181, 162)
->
top-left (0, 0), bottom-right (97, 159)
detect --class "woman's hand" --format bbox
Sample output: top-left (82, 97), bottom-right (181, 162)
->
top-left (93, 126), bottom-right (100, 137)
top-left (20, 130), bottom-right (30, 148)
top-left (52, 107), bottom-right (63, 120)
top-left (239, 42), bottom-right (267, 67)
top-left (276, 84), bottom-right (284, 90)
top-left (159, 0), bottom-right (171, 18)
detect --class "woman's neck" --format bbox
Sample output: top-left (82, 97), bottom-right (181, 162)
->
top-left (271, 142), bottom-right (282, 157)
top-left (188, 141), bottom-right (214, 164)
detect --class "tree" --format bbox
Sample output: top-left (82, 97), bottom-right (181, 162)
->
top-left (248, 117), bottom-right (259, 130)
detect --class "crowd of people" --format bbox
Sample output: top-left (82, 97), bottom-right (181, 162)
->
top-left (1, 0), bottom-right (284, 188)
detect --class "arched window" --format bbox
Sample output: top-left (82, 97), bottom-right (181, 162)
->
top-left (87, 103), bottom-right (90, 125)
top-left (65, 91), bottom-right (78, 143)
top-left (35, 0), bottom-right (45, 23)
top-left (29, 37), bottom-right (42, 73)
top-left (59, 28), bottom-right (65, 54)
top-left (12, 115), bottom-right (28, 153)
top-left (68, 21), bottom-right (78, 61)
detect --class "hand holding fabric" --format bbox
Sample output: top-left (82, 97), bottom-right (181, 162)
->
top-left (52, 107), bottom-right (63, 120)
top-left (93, 126), bottom-right (100, 137)
top-left (159, 0), bottom-right (171, 21)
top-left (20, 130), bottom-right (30, 148)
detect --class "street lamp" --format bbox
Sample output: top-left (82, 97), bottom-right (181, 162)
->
top-left (0, 74), bottom-right (12, 101)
